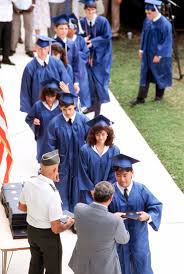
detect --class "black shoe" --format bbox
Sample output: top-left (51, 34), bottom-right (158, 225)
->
top-left (10, 50), bottom-right (16, 56)
top-left (26, 51), bottom-right (34, 58)
top-left (2, 58), bottom-right (15, 65)
top-left (154, 96), bottom-right (163, 101)
top-left (82, 107), bottom-right (95, 114)
top-left (129, 98), bottom-right (145, 106)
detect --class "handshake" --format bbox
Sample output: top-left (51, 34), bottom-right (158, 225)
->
top-left (60, 210), bottom-right (75, 224)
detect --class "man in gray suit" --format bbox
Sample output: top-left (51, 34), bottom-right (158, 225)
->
top-left (69, 181), bottom-right (130, 274)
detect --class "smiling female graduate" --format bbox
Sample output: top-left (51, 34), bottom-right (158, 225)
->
top-left (25, 77), bottom-right (61, 163)
top-left (78, 114), bottom-right (120, 204)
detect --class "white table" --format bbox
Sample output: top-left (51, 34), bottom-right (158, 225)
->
top-left (0, 203), bottom-right (30, 274)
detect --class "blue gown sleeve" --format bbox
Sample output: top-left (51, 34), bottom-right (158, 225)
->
top-left (78, 146), bottom-right (95, 191)
top-left (72, 44), bottom-right (80, 84)
top-left (79, 38), bottom-right (89, 63)
top-left (91, 19), bottom-right (112, 48)
top-left (25, 102), bottom-right (41, 140)
top-left (156, 19), bottom-right (172, 57)
top-left (57, 59), bottom-right (76, 95)
top-left (45, 118), bottom-right (58, 153)
top-left (142, 185), bottom-right (163, 231)
top-left (108, 192), bottom-right (118, 213)
top-left (20, 66), bottom-right (33, 113)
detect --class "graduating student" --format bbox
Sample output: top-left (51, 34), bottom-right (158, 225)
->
top-left (25, 78), bottom-right (61, 163)
top-left (45, 93), bottom-right (89, 212)
top-left (68, 13), bottom-right (91, 109)
top-left (51, 42), bottom-right (73, 81)
top-left (130, 0), bottom-right (172, 106)
top-left (78, 115), bottom-right (120, 204)
top-left (80, 0), bottom-right (112, 117)
top-left (20, 35), bottom-right (75, 113)
top-left (109, 154), bottom-right (163, 274)
top-left (51, 14), bottom-right (80, 94)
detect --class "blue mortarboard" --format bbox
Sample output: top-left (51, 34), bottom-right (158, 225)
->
top-left (51, 14), bottom-right (69, 26)
top-left (111, 154), bottom-right (140, 169)
top-left (41, 150), bottom-right (60, 166)
top-left (59, 93), bottom-right (78, 105)
top-left (41, 77), bottom-right (60, 90)
top-left (79, 0), bottom-right (96, 7)
top-left (36, 35), bottom-right (55, 48)
top-left (145, 0), bottom-right (162, 10)
top-left (86, 115), bottom-right (113, 128)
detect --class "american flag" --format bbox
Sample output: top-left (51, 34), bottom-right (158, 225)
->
top-left (0, 86), bottom-right (13, 184)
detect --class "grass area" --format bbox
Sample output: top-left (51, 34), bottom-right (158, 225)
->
top-left (110, 32), bottom-right (184, 192)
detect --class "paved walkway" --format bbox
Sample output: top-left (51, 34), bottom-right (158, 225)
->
top-left (0, 43), bottom-right (184, 274)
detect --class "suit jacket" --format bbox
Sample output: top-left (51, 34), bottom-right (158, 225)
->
top-left (69, 202), bottom-right (130, 274)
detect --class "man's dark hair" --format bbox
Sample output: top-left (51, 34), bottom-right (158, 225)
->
top-left (84, 3), bottom-right (97, 9)
top-left (94, 181), bottom-right (115, 203)
top-left (59, 101), bottom-right (76, 108)
top-left (112, 167), bottom-right (133, 172)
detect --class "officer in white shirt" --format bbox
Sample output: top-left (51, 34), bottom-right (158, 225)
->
top-left (19, 150), bottom-right (74, 274)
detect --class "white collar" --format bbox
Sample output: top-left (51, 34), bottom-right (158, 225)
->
top-left (87, 14), bottom-right (97, 26)
top-left (38, 174), bottom-right (54, 185)
top-left (92, 145), bottom-right (109, 156)
top-left (36, 54), bottom-right (49, 66)
top-left (61, 37), bottom-right (67, 43)
top-left (117, 181), bottom-right (133, 196)
top-left (63, 111), bottom-right (76, 123)
top-left (42, 100), bottom-right (59, 111)
top-left (153, 13), bottom-right (161, 22)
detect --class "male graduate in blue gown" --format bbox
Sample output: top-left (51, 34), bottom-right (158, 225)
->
top-left (68, 13), bottom-right (92, 109)
top-left (130, 0), bottom-right (172, 106)
top-left (79, 0), bottom-right (112, 117)
top-left (108, 154), bottom-right (163, 274)
top-left (45, 93), bottom-right (89, 212)
top-left (51, 14), bottom-right (80, 94)
top-left (20, 35), bottom-right (75, 113)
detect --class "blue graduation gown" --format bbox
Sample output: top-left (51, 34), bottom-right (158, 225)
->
top-left (109, 182), bottom-right (163, 274)
top-left (80, 16), bottom-right (112, 104)
top-left (66, 63), bottom-right (73, 82)
top-left (55, 37), bottom-right (80, 84)
top-left (20, 56), bottom-right (75, 113)
top-left (78, 144), bottom-right (120, 204)
top-left (140, 16), bottom-right (172, 89)
top-left (45, 112), bottom-right (89, 212)
top-left (25, 100), bottom-right (60, 163)
top-left (74, 35), bottom-right (91, 108)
